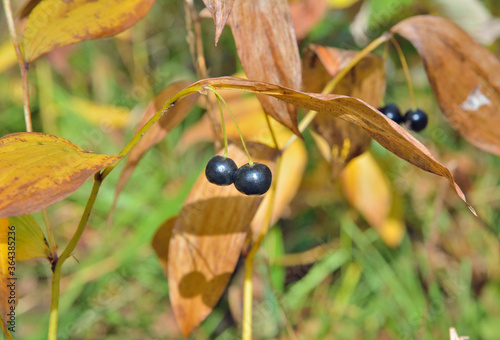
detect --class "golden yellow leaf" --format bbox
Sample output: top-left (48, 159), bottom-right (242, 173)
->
top-left (0, 132), bottom-right (121, 218)
top-left (0, 41), bottom-right (17, 74)
top-left (7, 215), bottom-right (51, 261)
top-left (327, 0), bottom-right (360, 8)
top-left (68, 97), bottom-right (132, 129)
top-left (341, 152), bottom-right (390, 224)
top-left (22, 0), bottom-right (156, 62)
top-left (168, 142), bottom-right (278, 337)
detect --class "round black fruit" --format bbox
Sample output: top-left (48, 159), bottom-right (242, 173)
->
top-left (404, 109), bottom-right (428, 132)
top-left (234, 163), bottom-right (272, 195)
top-left (379, 103), bottom-right (403, 124)
top-left (205, 155), bottom-right (238, 186)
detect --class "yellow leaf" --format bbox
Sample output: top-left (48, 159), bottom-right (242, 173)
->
top-left (0, 41), bottom-right (17, 74)
top-left (67, 97), bottom-right (132, 129)
top-left (341, 152), bottom-right (391, 229)
top-left (341, 152), bottom-right (406, 247)
top-left (22, 0), bottom-right (156, 62)
top-left (7, 215), bottom-right (51, 261)
top-left (0, 132), bottom-right (121, 218)
top-left (327, 0), bottom-right (359, 8)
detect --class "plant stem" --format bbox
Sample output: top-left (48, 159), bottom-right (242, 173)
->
top-left (100, 85), bottom-right (202, 180)
top-left (390, 36), bottom-right (416, 111)
top-left (205, 86), bottom-right (254, 166)
top-left (216, 98), bottom-right (229, 157)
top-left (0, 316), bottom-right (13, 340)
top-left (282, 32), bottom-right (392, 151)
top-left (2, 0), bottom-right (32, 132)
top-left (47, 175), bottom-right (102, 340)
top-left (184, 0), bottom-right (222, 148)
top-left (242, 155), bottom-right (282, 339)
top-left (263, 113), bottom-right (280, 150)
top-left (42, 209), bottom-right (58, 256)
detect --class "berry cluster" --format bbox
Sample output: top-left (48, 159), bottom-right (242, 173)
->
top-left (205, 155), bottom-right (272, 195)
top-left (378, 104), bottom-right (428, 132)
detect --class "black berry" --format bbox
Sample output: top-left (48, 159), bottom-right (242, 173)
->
top-left (234, 162), bottom-right (272, 195)
top-left (205, 155), bottom-right (238, 186)
top-left (379, 103), bottom-right (403, 124)
top-left (404, 109), bottom-right (428, 132)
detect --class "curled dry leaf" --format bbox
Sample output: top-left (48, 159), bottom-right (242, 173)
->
top-left (0, 132), bottom-right (121, 218)
top-left (168, 142), bottom-right (278, 337)
top-left (202, 0), bottom-right (234, 45)
top-left (22, 0), bottom-right (156, 62)
top-left (391, 15), bottom-right (500, 156)
top-left (302, 45), bottom-right (385, 177)
top-left (192, 77), bottom-right (475, 214)
top-left (229, 0), bottom-right (302, 136)
top-left (111, 81), bottom-right (199, 213)
top-left (7, 215), bottom-right (51, 261)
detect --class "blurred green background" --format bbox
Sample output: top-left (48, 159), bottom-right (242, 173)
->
top-left (1, 0), bottom-right (500, 339)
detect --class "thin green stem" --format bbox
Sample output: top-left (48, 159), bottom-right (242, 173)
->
top-left (2, 0), bottom-right (32, 132)
top-left (100, 85), bottom-right (202, 180)
top-left (204, 86), bottom-right (253, 166)
top-left (48, 175), bottom-right (102, 340)
top-left (242, 155), bottom-right (282, 339)
top-left (216, 97), bottom-right (229, 156)
top-left (390, 36), bottom-right (416, 110)
top-left (42, 209), bottom-right (58, 256)
top-left (282, 33), bottom-right (392, 152)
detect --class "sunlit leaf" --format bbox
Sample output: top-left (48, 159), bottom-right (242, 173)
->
top-left (302, 45), bottom-right (385, 177)
top-left (341, 152), bottom-right (405, 247)
top-left (229, 0), bottom-right (302, 136)
top-left (67, 97), bottom-right (132, 129)
top-left (391, 15), bottom-right (500, 156)
top-left (168, 142), bottom-right (278, 337)
top-left (202, 0), bottom-right (234, 45)
top-left (0, 132), bottom-right (121, 218)
top-left (151, 216), bottom-right (176, 275)
top-left (7, 215), bottom-right (51, 261)
top-left (111, 81), bottom-right (199, 213)
top-left (22, 0), bottom-right (156, 62)
top-left (190, 77), bottom-right (475, 214)
top-left (0, 42), bottom-right (17, 74)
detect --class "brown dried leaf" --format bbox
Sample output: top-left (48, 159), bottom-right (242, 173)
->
top-left (302, 45), bottom-right (385, 177)
top-left (0, 132), bottom-right (121, 218)
top-left (229, 0), bottom-right (302, 136)
top-left (192, 77), bottom-right (475, 214)
top-left (202, 0), bottom-right (234, 45)
top-left (391, 15), bottom-right (500, 156)
top-left (151, 216), bottom-right (177, 275)
top-left (22, 0), bottom-right (156, 62)
top-left (112, 81), bottom-right (199, 210)
top-left (168, 142), bottom-right (278, 337)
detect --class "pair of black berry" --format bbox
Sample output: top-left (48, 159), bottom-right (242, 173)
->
top-left (378, 103), bottom-right (428, 132)
top-left (205, 155), bottom-right (272, 195)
